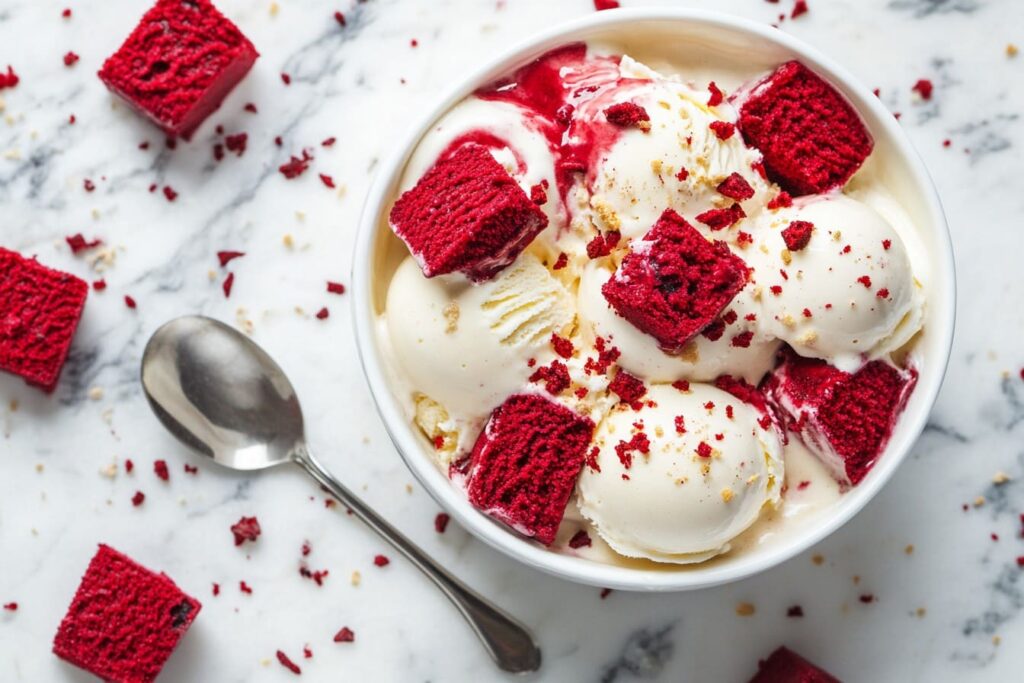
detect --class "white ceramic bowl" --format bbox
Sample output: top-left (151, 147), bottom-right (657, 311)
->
top-left (352, 9), bottom-right (955, 591)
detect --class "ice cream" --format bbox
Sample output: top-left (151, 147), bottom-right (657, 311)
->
top-left (745, 195), bottom-right (923, 371)
top-left (376, 41), bottom-right (929, 568)
top-left (385, 252), bottom-right (574, 458)
top-left (579, 58), bottom-right (771, 241)
top-left (577, 384), bottom-right (783, 563)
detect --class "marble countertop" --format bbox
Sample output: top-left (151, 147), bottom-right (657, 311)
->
top-left (2, 0), bottom-right (1023, 681)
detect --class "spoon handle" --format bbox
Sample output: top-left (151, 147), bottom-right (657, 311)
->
top-left (293, 446), bottom-right (542, 674)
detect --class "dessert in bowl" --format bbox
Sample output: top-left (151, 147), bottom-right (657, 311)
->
top-left (353, 10), bottom-right (954, 590)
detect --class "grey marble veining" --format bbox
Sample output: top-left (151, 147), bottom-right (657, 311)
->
top-left (2, 0), bottom-right (1024, 681)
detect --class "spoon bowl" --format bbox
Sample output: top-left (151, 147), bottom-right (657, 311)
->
top-left (142, 316), bottom-right (303, 470)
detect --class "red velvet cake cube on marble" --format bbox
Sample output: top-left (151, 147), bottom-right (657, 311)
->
top-left (749, 647), bottom-right (841, 683)
top-left (466, 393), bottom-right (595, 545)
top-left (737, 61), bottom-right (873, 195)
top-left (0, 248), bottom-right (88, 392)
top-left (601, 208), bottom-right (749, 353)
top-left (389, 144), bottom-right (549, 282)
top-left (98, 0), bottom-right (258, 139)
top-left (53, 544), bottom-right (201, 683)
top-left (766, 349), bottom-right (916, 486)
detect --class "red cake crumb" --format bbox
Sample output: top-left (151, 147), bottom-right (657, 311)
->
top-left (553, 252), bottom-right (569, 270)
top-left (467, 394), bottom-right (594, 545)
top-left (707, 81), bottom-right (725, 107)
top-left (696, 203), bottom-right (746, 231)
top-left (239, 581), bottom-right (252, 594)
top-left (856, 275), bottom-right (872, 289)
top-left (530, 182), bottom-right (548, 205)
top-left (0, 65), bottom-right (19, 90)
top-left (782, 220), bottom-right (814, 251)
top-left (731, 331), bottom-right (754, 348)
top-left (912, 78), bottom-right (934, 101)
top-left (184, 464), bottom-right (198, 474)
top-left (602, 209), bottom-right (749, 352)
top-left (749, 646), bottom-right (838, 683)
top-left (303, 646), bottom-right (313, 659)
top-left (97, 0), bottom-right (258, 139)
top-left (390, 144), bottom-right (548, 282)
top-left (315, 307), bottom-right (330, 320)
top-left (324, 281), bottom-right (346, 295)
top-left (126, 459), bottom-right (135, 473)
top-left (791, 0), bottom-right (809, 18)
top-left (434, 513), bottom-right (450, 533)
top-left (280, 149), bottom-right (313, 179)
top-left (126, 295), bottom-right (137, 309)
top-left (66, 233), bottom-right (102, 254)
top-left (64, 51), bottom-right (80, 67)
top-left (334, 11), bottom-right (346, 26)
top-left (551, 334), bottom-right (574, 359)
top-left (243, 102), bottom-right (257, 113)
top-left (153, 460), bottom-right (169, 481)
top-left (230, 516), bottom-right (261, 546)
top-left (609, 370), bottom-right (647, 407)
top-left (222, 272), bottom-right (235, 298)
top-left (767, 191), bottom-right (793, 210)
top-left (163, 186), bottom-right (178, 202)
top-left (529, 359), bottom-right (571, 395)
top-left (568, 530), bottom-right (592, 549)
top-left (225, 132), bottom-right (247, 156)
top-left (696, 441), bottom-right (712, 458)
top-left (322, 136), bottom-right (336, 147)
top-left (766, 350), bottom-right (916, 486)
top-left (717, 172), bottom-right (755, 201)
top-left (334, 627), bottom-right (355, 643)
top-left (373, 554), bottom-right (390, 567)
top-left (710, 121), bottom-right (735, 139)
top-left (738, 61), bottom-right (872, 195)
top-left (52, 545), bottom-right (201, 683)
top-left (319, 173), bottom-right (336, 188)
top-left (604, 102), bottom-right (651, 130)
top-left (63, 8), bottom-right (72, 18)
top-left (216, 250), bottom-right (244, 267)
top-left (594, 0), bottom-right (620, 9)
top-left (276, 650), bottom-right (301, 675)
top-left (586, 230), bottom-right (621, 258)
top-left (0, 248), bottom-right (88, 392)
top-left (3, 602), bottom-right (17, 611)
top-left (615, 432), bottom-right (650, 469)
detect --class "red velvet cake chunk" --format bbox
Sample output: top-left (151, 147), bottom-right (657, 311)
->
top-left (466, 393), bottom-right (595, 544)
top-left (738, 61), bottom-right (873, 195)
top-left (389, 144), bottom-right (549, 282)
top-left (98, 0), bottom-right (258, 139)
top-left (601, 209), bottom-right (749, 353)
top-left (766, 350), bottom-right (916, 486)
top-left (749, 647), bottom-right (841, 683)
top-left (53, 544), bottom-right (201, 683)
top-left (0, 248), bottom-right (88, 392)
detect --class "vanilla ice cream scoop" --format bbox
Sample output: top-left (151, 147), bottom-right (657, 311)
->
top-left (385, 253), bottom-right (575, 456)
top-left (577, 383), bottom-right (783, 563)
top-left (577, 262), bottom-right (779, 384)
top-left (746, 195), bottom-right (923, 371)
top-left (579, 59), bottom-right (770, 240)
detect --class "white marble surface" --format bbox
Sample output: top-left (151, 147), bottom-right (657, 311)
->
top-left (1, 0), bottom-right (1023, 681)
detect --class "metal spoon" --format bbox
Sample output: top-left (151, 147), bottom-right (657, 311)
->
top-left (140, 315), bottom-right (542, 674)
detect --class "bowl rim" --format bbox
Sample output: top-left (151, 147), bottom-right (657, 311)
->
top-left (351, 7), bottom-right (957, 591)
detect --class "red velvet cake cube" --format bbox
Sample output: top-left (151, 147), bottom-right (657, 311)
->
top-left (749, 647), bottom-right (841, 683)
top-left (601, 208), bottom-right (749, 353)
top-left (766, 350), bottom-right (916, 486)
top-left (389, 144), bottom-right (549, 282)
top-left (0, 248), bottom-right (88, 393)
top-left (98, 0), bottom-right (258, 139)
top-left (53, 544), bottom-right (201, 683)
top-left (466, 393), bottom-right (595, 545)
top-left (738, 61), bottom-right (873, 195)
